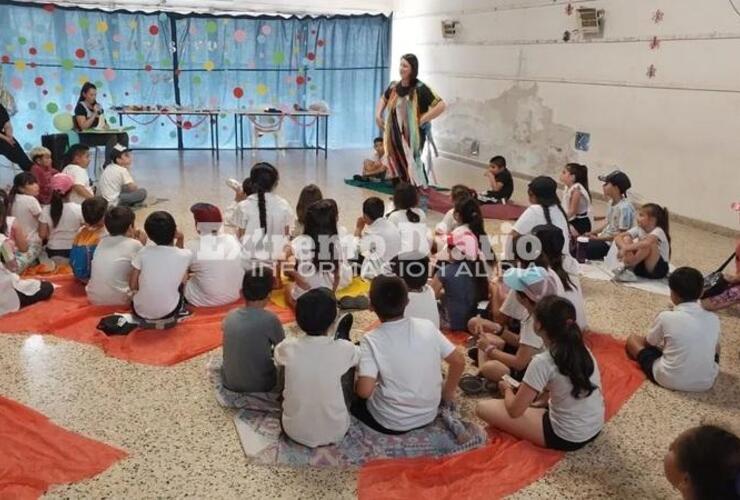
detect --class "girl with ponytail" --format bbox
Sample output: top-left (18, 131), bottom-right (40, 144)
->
top-left (476, 295), bottom-right (604, 451)
top-left (38, 174), bottom-right (84, 259)
top-left (387, 182), bottom-right (431, 258)
top-left (613, 202), bottom-right (671, 280)
top-left (560, 163), bottom-right (592, 235)
top-left (235, 162), bottom-right (294, 267)
top-left (508, 176), bottom-right (572, 259)
top-left (6, 173), bottom-right (43, 272)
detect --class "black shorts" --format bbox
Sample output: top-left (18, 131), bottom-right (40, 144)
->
top-left (634, 257), bottom-right (669, 279)
top-left (569, 217), bottom-right (591, 236)
top-left (636, 345), bottom-right (663, 383)
top-left (542, 411), bottom-right (600, 451)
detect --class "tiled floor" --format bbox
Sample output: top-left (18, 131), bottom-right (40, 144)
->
top-left (1, 149), bottom-right (738, 499)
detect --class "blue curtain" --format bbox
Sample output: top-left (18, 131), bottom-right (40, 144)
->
top-left (0, 1), bottom-right (390, 151)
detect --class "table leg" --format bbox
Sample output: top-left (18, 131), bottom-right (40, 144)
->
top-left (215, 114), bottom-right (220, 160)
top-left (118, 113), bottom-right (123, 127)
top-left (324, 115), bottom-right (329, 158)
top-left (315, 114), bottom-right (319, 156)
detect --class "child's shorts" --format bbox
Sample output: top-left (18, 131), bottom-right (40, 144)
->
top-left (636, 345), bottom-right (663, 382)
top-left (543, 411), bottom-right (600, 451)
top-left (634, 256), bottom-right (669, 279)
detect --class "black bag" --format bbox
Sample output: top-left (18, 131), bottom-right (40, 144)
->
top-left (41, 133), bottom-right (69, 170)
top-left (701, 252), bottom-right (736, 299)
top-left (97, 314), bottom-right (138, 336)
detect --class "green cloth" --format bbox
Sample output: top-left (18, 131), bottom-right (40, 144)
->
top-left (344, 178), bottom-right (449, 195)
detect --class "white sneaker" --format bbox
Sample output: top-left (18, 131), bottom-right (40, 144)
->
top-left (613, 267), bottom-right (639, 282)
top-left (225, 178), bottom-right (242, 193)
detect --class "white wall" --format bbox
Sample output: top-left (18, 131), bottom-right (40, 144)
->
top-left (392, 0), bottom-right (740, 229)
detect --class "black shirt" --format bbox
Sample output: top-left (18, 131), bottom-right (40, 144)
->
top-left (74, 101), bottom-right (102, 130)
top-left (0, 104), bottom-right (9, 131)
top-left (494, 168), bottom-right (514, 200)
top-left (383, 81), bottom-right (441, 116)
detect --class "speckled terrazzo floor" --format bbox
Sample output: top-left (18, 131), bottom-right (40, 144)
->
top-left (1, 150), bottom-right (738, 499)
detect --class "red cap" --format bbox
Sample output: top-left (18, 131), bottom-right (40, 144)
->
top-left (190, 203), bottom-right (222, 223)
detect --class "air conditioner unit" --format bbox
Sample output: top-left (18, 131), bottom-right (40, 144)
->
top-left (577, 8), bottom-right (605, 35)
top-left (441, 20), bottom-right (459, 39)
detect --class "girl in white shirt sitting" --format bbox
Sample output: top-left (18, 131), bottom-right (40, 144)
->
top-left (560, 163), bottom-right (592, 236)
top-left (613, 203), bottom-right (671, 281)
top-left (476, 295), bottom-right (604, 451)
top-left (434, 184), bottom-right (473, 236)
top-left (38, 174), bottom-right (84, 260)
top-left (6, 173), bottom-right (43, 271)
top-left (387, 182), bottom-right (430, 259)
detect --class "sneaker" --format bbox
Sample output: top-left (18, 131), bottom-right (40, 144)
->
top-left (225, 178), bottom-right (242, 193)
top-left (338, 295), bottom-right (369, 310)
top-left (334, 313), bottom-right (354, 341)
top-left (613, 267), bottom-right (639, 282)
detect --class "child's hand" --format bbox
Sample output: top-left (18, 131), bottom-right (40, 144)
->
top-left (134, 228), bottom-right (148, 245)
top-left (498, 379), bottom-right (514, 394)
top-left (355, 216), bottom-right (366, 231)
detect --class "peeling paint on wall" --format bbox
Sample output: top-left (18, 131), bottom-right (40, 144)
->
top-left (435, 83), bottom-right (576, 176)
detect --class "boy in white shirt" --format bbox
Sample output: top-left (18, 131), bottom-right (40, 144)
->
top-left (130, 211), bottom-right (192, 320)
top-left (627, 267), bottom-right (721, 392)
top-left (274, 288), bottom-right (359, 447)
top-left (86, 206), bottom-right (146, 305)
top-left (394, 256), bottom-right (439, 328)
top-left (354, 137), bottom-right (387, 182)
top-left (98, 144), bottom-right (147, 207)
top-left (184, 203), bottom-right (244, 307)
top-left (353, 275), bottom-right (465, 434)
top-left (60, 144), bottom-right (94, 204)
top-left (354, 197), bottom-right (401, 279)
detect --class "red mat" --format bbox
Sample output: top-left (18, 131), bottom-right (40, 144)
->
top-left (423, 188), bottom-right (527, 221)
top-left (358, 332), bottom-right (645, 500)
top-left (0, 396), bottom-right (126, 499)
top-left (1, 275), bottom-right (295, 366)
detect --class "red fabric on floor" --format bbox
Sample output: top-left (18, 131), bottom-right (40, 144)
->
top-left (1, 275), bottom-right (295, 366)
top-left (423, 188), bottom-right (527, 221)
top-left (0, 396), bottom-right (126, 499)
top-left (358, 332), bottom-right (645, 500)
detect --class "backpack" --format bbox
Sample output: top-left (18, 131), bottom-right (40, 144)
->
top-left (70, 227), bottom-right (103, 282)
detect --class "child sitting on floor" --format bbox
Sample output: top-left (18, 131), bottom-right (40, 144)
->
top-left (355, 197), bottom-right (401, 279)
top-left (287, 199), bottom-right (353, 307)
top-left (39, 174), bottom-right (84, 260)
top-left (98, 144), bottom-right (147, 207)
top-left (222, 266), bottom-right (285, 393)
top-left (476, 295), bottom-right (604, 452)
top-left (293, 184), bottom-right (322, 237)
top-left (479, 155), bottom-right (513, 204)
top-left (70, 196), bottom-right (108, 282)
top-left (0, 199), bottom-right (53, 317)
top-left (663, 424), bottom-right (740, 500)
top-left (275, 288), bottom-right (359, 447)
top-left (130, 211), bottom-right (191, 321)
top-left (86, 206), bottom-right (146, 306)
top-left (612, 203), bottom-right (671, 282)
top-left (626, 267), bottom-right (720, 392)
top-left (184, 203), bottom-right (244, 307)
top-left (580, 170), bottom-right (635, 261)
top-left (387, 182), bottom-right (430, 259)
top-left (434, 184), bottom-right (473, 236)
top-left (354, 137), bottom-right (387, 182)
top-left (28, 146), bottom-right (56, 205)
top-left (352, 275), bottom-right (465, 434)
top-left (60, 144), bottom-right (93, 204)
top-left (394, 256), bottom-right (439, 328)
top-left (560, 163), bottom-right (592, 236)
top-left (7, 173), bottom-right (43, 271)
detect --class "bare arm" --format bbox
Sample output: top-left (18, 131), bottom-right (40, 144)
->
top-left (10, 222), bottom-right (29, 253)
top-left (71, 184), bottom-right (94, 200)
top-left (38, 222), bottom-right (50, 241)
top-left (419, 100), bottom-right (446, 125)
top-left (375, 96), bottom-right (387, 130)
top-left (355, 376), bottom-right (376, 399)
top-left (488, 344), bottom-right (537, 372)
top-left (502, 382), bottom-right (539, 418)
top-left (442, 348), bottom-right (465, 402)
top-left (129, 268), bottom-right (140, 292)
top-left (0, 122), bottom-right (15, 143)
top-left (122, 181), bottom-right (139, 193)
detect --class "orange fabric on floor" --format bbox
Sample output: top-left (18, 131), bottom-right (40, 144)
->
top-left (358, 332), bottom-right (645, 500)
top-left (1, 275), bottom-right (295, 366)
top-left (0, 396), bottom-right (126, 499)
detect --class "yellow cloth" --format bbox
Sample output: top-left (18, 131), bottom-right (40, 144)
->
top-left (269, 277), bottom-right (370, 310)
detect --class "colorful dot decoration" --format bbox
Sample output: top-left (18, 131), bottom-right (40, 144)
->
top-left (234, 29), bottom-right (247, 42)
top-left (233, 87), bottom-right (244, 98)
top-left (206, 21), bottom-right (218, 34)
top-left (203, 60), bottom-right (215, 71)
top-left (75, 48), bottom-right (86, 59)
top-left (256, 83), bottom-right (268, 96)
top-left (149, 25), bottom-right (159, 35)
top-left (46, 102), bottom-right (58, 114)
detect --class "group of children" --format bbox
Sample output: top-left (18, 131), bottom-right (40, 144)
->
top-left (1, 147), bottom-right (737, 497)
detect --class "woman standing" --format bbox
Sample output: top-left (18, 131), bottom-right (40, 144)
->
top-left (0, 103), bottom-right (32, 171)
top-left (375, 54), bottom-right (446, 186)
top-left (74, 82), bottom-right (129, 165)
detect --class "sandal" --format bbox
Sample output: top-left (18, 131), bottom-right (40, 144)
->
top-left (458, 374), bottom-right (494, 396)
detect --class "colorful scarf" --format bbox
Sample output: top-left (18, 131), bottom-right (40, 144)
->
top-left (383, 82), bottom-right (427, 186)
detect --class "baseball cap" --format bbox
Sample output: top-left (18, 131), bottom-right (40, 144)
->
top-left (190, 203), bottom-right (223, 224)
top-left (503, 266), bottom-right (557, 302)
top-left (110, 143), bottom-right (131, 163)
top-left (598, 170), bottom-right (631, 193)
top-left (49, 173), bottom-right (75, 194)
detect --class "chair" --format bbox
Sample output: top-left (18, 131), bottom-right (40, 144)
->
top-left (249, 113), bottom-right (285, 157)
top-left (89, 145), bottom-right (106, 185)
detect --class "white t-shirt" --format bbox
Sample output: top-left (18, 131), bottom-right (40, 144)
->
top-left (404, 285), bottom-right (440, 328)
top-left (290, 235), bottom-right (352, 300)
top-left (647, 302), bottom-right (720, 392)
top-left (627, 226), bottom-right (670, 263)
top-left (562, 184), bottom-right (591, 220)
top-left (10, 194), bottom-right (42, 243)
top-left (98, 163), bottom-right (134, 206)
top-left (132, 245), bottom-right (192, 319)
top-left (547, 268), bottom-right (588, 331)
top-left (274, 336), bottom-right (360, 448)
top-left (523, 349), bottom-right (604, 443)
top-left (86, 235), bottom-right (143, 305)
top-left (511, 205), bottom-right (571, 257)
top-left (0, 234), bottom-right (41, 316)
top-left (358, 317), bottom-right (456, 431)
top-left (435, 208), bottom-right (459, 235)
top-left (359, 217), bottom-right (401, 279)
top-left (39, 203), bottom-right (84, 250)
top-left (387, 208), bottom-right (431, 258)
top-left (236, 193), bottom-right (294, 263)
top-left (61, 164), bottom-right (92, 204)
top-left (184, 233), bottom-right (244, 307)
